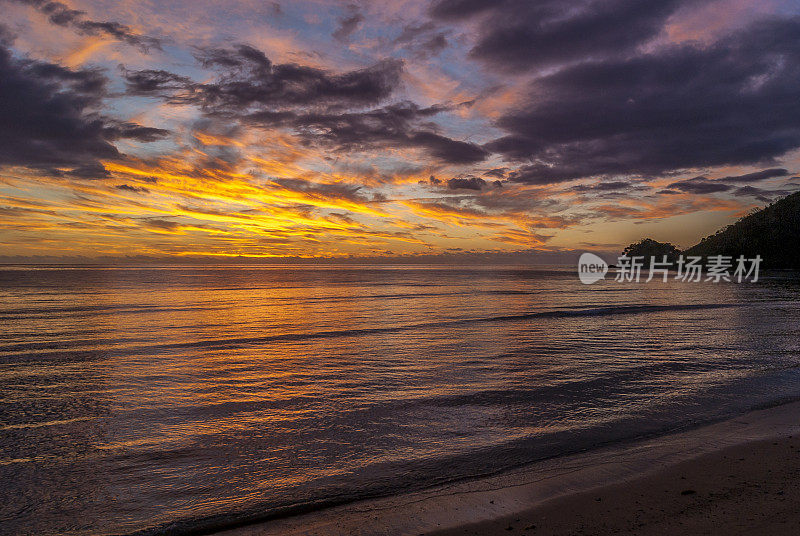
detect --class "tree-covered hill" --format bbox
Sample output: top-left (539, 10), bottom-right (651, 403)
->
top-left (684, 191), bottom-right (800, 268)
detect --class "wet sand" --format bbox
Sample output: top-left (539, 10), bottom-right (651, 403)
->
top-left (220, 401), bottom-right (800, 536)
top-left (431, 435), bottom-right (800, 535)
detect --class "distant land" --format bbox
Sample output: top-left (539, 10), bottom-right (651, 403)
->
top-left (625, 191), bottom-right (800, 269)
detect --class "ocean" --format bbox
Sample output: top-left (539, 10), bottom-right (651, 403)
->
top-left (1, 264), bottom-right (799, 535)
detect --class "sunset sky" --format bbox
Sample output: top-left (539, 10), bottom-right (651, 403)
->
top-left (1, 0), bottom-right (800, 260)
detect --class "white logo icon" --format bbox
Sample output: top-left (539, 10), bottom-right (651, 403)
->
top-left (578, 253), bottom-right (609, 284)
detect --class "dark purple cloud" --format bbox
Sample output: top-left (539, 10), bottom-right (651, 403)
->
top-left (718, 168), bottom-right (789, 183)
top-left (124, 46), bottom-right (487, 164)
top-left (447, 176), bottom-right (487, 190)
top-left (11, 0), bottom-right (162, 52)
top-left (393, 22), bottom-right (449, 58)
top-left (571, 181), bottom-right (635, 193)
top-left (125, 45), bottom-right (402, 110)
top-left (115, 184), bottom-right (150, 194)
top-left (486, 17), bottom-right (800, 184)
top-left (430, 0), bottom-right (703, 71)
top-left (244, 102), bottom-right (487, 164)
top-left (333, 11), bottom-right (364, 42)
top-left (667, 177), bottom-right (732, 194)
top-left (0, 31), bottom-right (167, 178)
top-left (271, 178), bottom-right (384, 204)
top-left (664, 168), bottom-right (796, 198)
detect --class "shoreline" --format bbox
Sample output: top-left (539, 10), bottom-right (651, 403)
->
top-left (218, 400), bottom-right (800, 536)
top-left (431, 435), bottom-right (800, 535)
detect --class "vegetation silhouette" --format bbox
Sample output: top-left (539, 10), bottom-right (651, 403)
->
top-left (684, 191), bottom-right (800, 268)
top-left (622, 191), bottom-right (800, 269)
top-left (621, 238), bottom-right (681, 262)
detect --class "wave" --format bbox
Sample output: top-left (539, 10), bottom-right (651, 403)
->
top-left (0, 303), bottom-right (218, 320)
top-left (0, 290), bottom-right (540, 320)
top-left (123, 366), bottom-right (800, 536)
top-left (0, 303), bottom-right (739, 364)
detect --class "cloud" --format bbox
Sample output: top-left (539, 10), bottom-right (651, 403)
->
top-left (408, 130), bottom-right (487, 164)
top-left (421, 174), bottom-right (505, 191)
top-left (429, 0), bottom-right (700, 71)
top-left (0, 22), bottom-right (15, 45)
top-left (0, 35), bottom-right (168, 178)
top-left (270, 177), bottom-right (383, 205)
top-left (718, 168), bottom-right (789, 183)
top-left (11, 0), bottom-right (163, 52)
top-left (731, 185), bottom-right (767, 201)
top-left (126, 48), bottom-right (487, 164)
top-left (245, 103), bottom-right (486, 164)
top-left (420, 33), bottom-right (448, 56)
top-left (125, 45), bottom-right (403, 110)
top-left (332, 11), bottom-right (364, 42)
top-left (667, 176), bottom-right (732, 194)
top-left (392, 22), bottom-right (449, 58)
top-left (665, 167), bottom-right (794, 195)
top-left (402, 195), bottom-right (576, 233)
top-left (482, 167), bottom-right (507, 178)
top-left (103, 121), bottom-right (170, 142)
top-left (143, 218), bottom-right (179, 231)
top-left (487, 17), bottom-right (800, 184)
top-left (394, 22), bottom-right (437, 44)
top-left (572, 180), bottom-right (631, 192)
top-left (429, 0), bottom-right (501, 20)
top-left (447, 176), bottom-right (487, 190)
top-left (115, 184), bottom-right (150, 194)
top-left (123, 68), bottom-right (193, 96)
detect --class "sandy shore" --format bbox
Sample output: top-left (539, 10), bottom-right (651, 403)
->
top-left (431, 436), bottom-right (800, 535)
top-left (220, 401), bottom-right (800, 536)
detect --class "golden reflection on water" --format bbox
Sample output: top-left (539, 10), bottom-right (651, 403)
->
top-left (1, 266), bottom-right (799, 534)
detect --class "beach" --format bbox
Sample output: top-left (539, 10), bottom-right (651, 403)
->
top-left (434, 435), bottom-right (800, 535)
top-left (221, 400), bottom-right (800, 536)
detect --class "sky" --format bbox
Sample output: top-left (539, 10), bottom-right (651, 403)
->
top-left (1, 0), bottom-right (800, 261)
